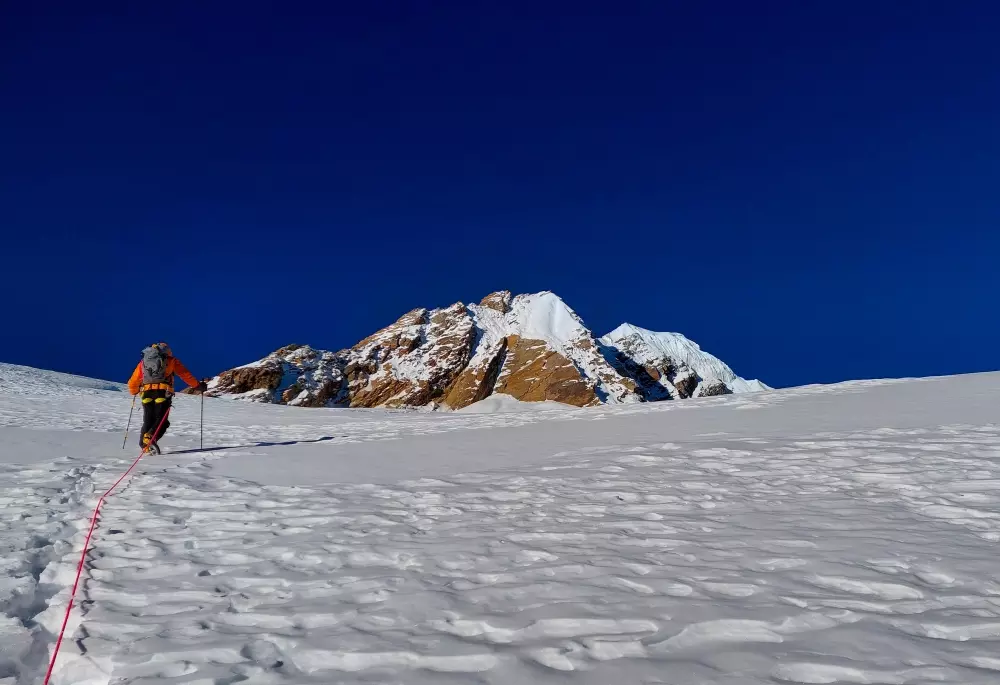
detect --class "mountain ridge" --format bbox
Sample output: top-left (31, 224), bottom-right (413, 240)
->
top-left (203, 290), bottom-right (768, 409)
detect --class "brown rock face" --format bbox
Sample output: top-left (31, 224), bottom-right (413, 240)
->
top-left (213, 360), bottom-right (286, 396)
top-left (494, 335), bottom-right (599, 407)
top-left (348, 377), bottom-right (434, 408)
top-left (673, 372), bottom-right (698, 399)
top-left (345, 302), bottom-right (477, 408)
top-left (480, 290), bottom-right (512, 314)
top-left (443, 337), bottom-right (508, 408)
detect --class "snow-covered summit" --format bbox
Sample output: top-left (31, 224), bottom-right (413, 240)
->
top-left (600, 323), bottom-right (769, 398)
top-left (207, 291), bottom-right (767, 408)
top-left (506, 291), bottom-right (589, 348)
top-left (462, 291), bottom-right (639, 406)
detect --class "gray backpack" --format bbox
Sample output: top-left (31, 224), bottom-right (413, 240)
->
top-left (141, 345), bottom-right (169, 384)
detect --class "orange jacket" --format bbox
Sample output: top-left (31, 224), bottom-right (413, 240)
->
top-left (128, 357), bottom-right (199, 395)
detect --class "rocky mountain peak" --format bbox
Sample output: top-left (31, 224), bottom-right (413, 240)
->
top-left (205, 291), bottom-right (767, 409)
top-left (479, 290), bottom-right (512, 314)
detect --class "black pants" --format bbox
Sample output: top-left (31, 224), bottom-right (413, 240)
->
top-left (140, 389), bottom-right (172, 445)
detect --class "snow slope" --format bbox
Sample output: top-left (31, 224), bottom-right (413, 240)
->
top-left (3, 361), bottom-right (1000, 684)
top-left (456, 393), bottom-right (576, 414)
top-left (0, 362), bottom-right (125, 396)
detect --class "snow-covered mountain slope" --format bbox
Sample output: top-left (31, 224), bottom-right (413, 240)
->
top-left (207, 290), bottom-right (764, 409)
top-left (0, 362), bottom-right (125, 396)
top-left (600, 323), bottom-right (769, 399)
top-left (3, 363), bottom-right (1000, 684)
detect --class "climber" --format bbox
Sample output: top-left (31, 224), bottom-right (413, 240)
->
top-left (127, 342), bottom-right (207, 454)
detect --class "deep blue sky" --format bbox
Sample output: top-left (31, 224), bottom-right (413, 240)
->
top-left (2, 1), bottom-right (998, 389)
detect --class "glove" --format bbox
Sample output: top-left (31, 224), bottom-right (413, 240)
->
top-left (197, 380), bottom-right (209, 393)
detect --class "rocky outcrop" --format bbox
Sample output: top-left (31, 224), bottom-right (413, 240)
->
top-left (215, 361), bottom-right (285, 396)
top-left (344, 302), bottom-right (477, 408)
top-left (206, 292), bottom-right (768, 409)
top-left (206, 344), bottom-right (346, 407)
top-left (697, 380), bottom-right (733, 397)
top-left (494, 335), bottom-right (599, 406)
top-left (672, 372), bottom-right (698, 400)
top-left (479, 290), bottom-right (512, 314)
top-left (443, 337), bottom-right (508, 408)
top-left (603, 349), bottom-right (673, 400)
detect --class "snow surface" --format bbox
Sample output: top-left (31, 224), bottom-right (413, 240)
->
top-left (600, 323), bottom-right (769, 393)
top-left (3, 361), bottom-right (1000, 684)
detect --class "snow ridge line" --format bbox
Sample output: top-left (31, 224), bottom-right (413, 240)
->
top-left (42, 408), bottom-right (170, 685)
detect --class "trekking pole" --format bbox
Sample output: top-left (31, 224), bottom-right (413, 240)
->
top-left (122, 395), bottom-right (137, 449)
top-left (200, 388), bottom-right (205, 451)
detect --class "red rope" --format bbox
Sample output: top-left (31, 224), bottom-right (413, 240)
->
top-left (42, 406), bottom-right (171, 685)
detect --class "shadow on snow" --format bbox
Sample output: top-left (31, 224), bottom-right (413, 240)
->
top-left (169, 435), bottom-right (341, 455)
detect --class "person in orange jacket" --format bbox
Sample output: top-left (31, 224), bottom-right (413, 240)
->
top-left (128, 342), bottom-right (206, 453)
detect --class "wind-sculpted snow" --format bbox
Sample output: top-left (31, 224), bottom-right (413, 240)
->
top-left (3, 363), bottom-right (1000, 684)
